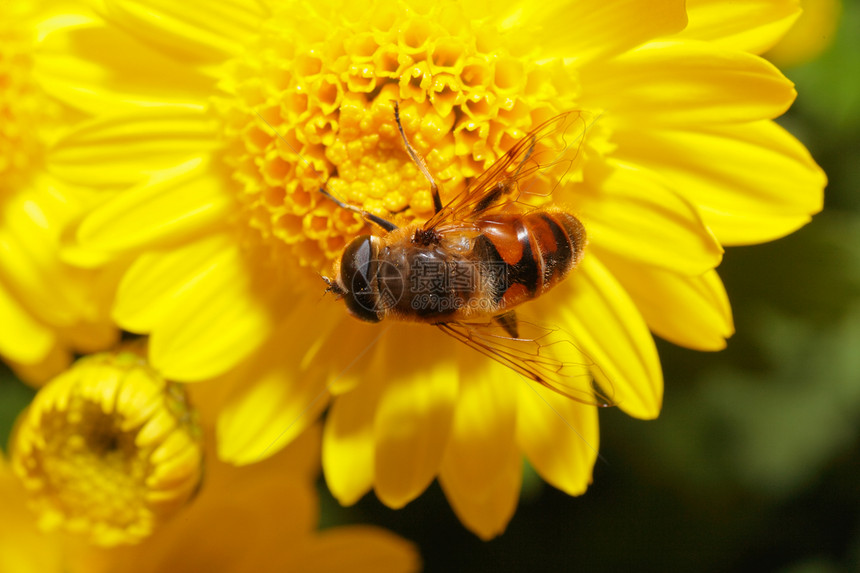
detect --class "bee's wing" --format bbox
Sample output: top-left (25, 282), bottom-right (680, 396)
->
top-left (424, 111), bottom-right (592, 231)
top-left (437, 317), bottom-right (615, 407)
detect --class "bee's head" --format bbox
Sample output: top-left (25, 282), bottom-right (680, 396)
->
top-left (330, 235), bottom-right (382, 323)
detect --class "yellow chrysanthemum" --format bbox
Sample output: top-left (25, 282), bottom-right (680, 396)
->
top-left (54, 0), bottom-right (825, 538)
top-left (3, 353), bottom-right (419, 572)
top-left (0, 1), bottom-right (120, 384)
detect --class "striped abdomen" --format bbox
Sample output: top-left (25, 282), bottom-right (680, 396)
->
top-left (335, 210), bottom-right (586, 324)
top-left (474, 210), bottom-right (586, 311)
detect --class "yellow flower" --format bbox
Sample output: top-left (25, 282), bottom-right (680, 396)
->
top-left (0, 1), bottom-right (120, 384)
top-left (54, 0), bottom-right (825, 538)
top-left (10, 351), bottom-right (205, 546)
top-left (3, 353), bottom-right (420, 572)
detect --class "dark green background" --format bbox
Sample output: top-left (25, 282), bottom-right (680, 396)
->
top-left (2, 3), bottom-right (859, 571)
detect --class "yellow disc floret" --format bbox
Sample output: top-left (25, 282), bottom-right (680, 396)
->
top-left (0, 1), bottom-right (46, 196)
top-left (10, 352), bottom-right (204, 546)
top-left (216, 0), bottom-right (581, 273)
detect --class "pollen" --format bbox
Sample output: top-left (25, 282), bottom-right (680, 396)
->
top-left (216, 0), bottom-right (581, 274)
top-left (10, 352), bottom-right (204, 546)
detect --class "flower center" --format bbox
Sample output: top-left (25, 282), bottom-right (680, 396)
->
top-left (216, 0), bottom-right (581, 274)
top-left (10, 352), bottom-right (204, 546)
top-left (0, 1), bottom-right (48, 197)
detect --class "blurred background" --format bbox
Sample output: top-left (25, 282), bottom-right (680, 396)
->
top-left (2, 0), bottom-right (858, 571)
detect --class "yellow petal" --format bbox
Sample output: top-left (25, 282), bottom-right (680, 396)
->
top-left (285, 526), bottom-right (420, 573)
top-left (373, 325), bottom-right (459, 509)
top-left (765, 0), bottom-right (841, 67)
top-left (0, 193), bottom-right (82, 326)
top-left (613, 120), bottom-right (826, 245)
top-left (145, 238), bottom-right (287, 381)
top-left (47, 108), bottom-right (219, 189)
top-left (0, 229), bottom-right (59, 322)
top-left (580, 40), bottom-right (796, 124)
top-left (322, 318), bottom-right (391, 396)
top-left (439, 438), bottom-right (521, 540)
top-left (438, 359), bottom-right (517, 498)
top-left (679, 0), bottom-right (801, 54)
top-left (323, 319), bottom-right (444, 506)
top-left (215, 369), bottom-right (329, 465)
top-left (5, 341), bottom-right (70, 386)
top-left (244, 420), bottom-right (326, 485)
top-left (542, 255), bottom-right (663, 419)
top-left (105, 470), bottom-right (319, 573)
top-left (75, 158), bottom-right (233, 254)
top-left (603, 255), bottom-right (734, 351)
top-left (515, 380), bottom-right (599, 495)
top-left (575, 159), bottom-right (723, 275)
top-left (435, 358), bottom-right (519, 538)
top-left (213, 305), bottom-right (341, 464)
top-left (517, 0), bottom-right (687, 63)
top-left (211, 428), bottom-right (322, 536)
top-left (88, 420), bottom-right (320, 573)
top-left (113, 233), bottom-right (235, 332)
top-left (0, 456), bottom-right (64, 573)
top-left (0, 282), bottom-right (54, 364)
top-left (34, 13), bottom-right (213, 115)
top-left (104, 0), bottom-right (269, 64)
top-left (323, 361), bottom-right (385, 506)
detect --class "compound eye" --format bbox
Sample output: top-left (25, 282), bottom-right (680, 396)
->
top-left (340, 236), bottom-right (381, 322)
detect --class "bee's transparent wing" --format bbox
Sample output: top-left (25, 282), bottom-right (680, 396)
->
top-left (437, 317), bottom-right (615, 407)
top-left (424, 111), bottom-right (593, 230)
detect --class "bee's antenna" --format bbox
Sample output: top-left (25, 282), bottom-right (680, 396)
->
top-left (318, 186), bottom-right (398, 233)
top-left (393, 102), bottom-right (443, 214)
top-left (320, 274), bottom-right (345, 297)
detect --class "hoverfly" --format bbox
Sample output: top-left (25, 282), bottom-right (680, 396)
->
top-left (322, 105), bottom-right (612, 406)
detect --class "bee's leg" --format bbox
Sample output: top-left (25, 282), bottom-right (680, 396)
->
top-left (318, 187), bottom-right (398, 232)
top-left (394, 102), bottom-right (443, 215)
